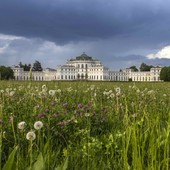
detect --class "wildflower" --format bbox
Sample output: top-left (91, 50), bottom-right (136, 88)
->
top-left (147, 90), bottom-right (154, 95)
top-left (115, 87), bottom-right (121, 94)
top-left (85, 113), bottom-right (90, 117)
top-left (53, 113), bottom-right (59, 117)
top-left (78, 103), bottom-right (83, 108)
top-left (42, 84), bottom-right (46, 89)
top-left (110, 93), bottom-right (115, 98)
top-left (56, 89), bottom-right (61, 93)
top-left (26, 131), bottom-right (36, 141)
top-left (0, 90), bottom-right (4, 93)
top-left (9, 115), bottom-right (14, 123)
top-left (136, 89), bottom-right (140, 93)
top-left (63, 102), bottom-right (68, 107)
top-left (37, 113), bottom-right (45, 118)
top-left (34, 121), bottom-right (43, 130)
top-left (45, 108), bottom-right (49, 113)
top-left (18, 121), bottom-right (26, 130)
top-left (9, 91), bottom-right (15, 96)
top-left (49, 90), bottom-right (56, 96)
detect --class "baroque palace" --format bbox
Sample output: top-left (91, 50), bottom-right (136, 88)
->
top-left (12, 53), bottom-right (162, 82)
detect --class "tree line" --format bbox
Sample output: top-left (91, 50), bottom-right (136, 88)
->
top-left (0, 61), bottom-right (43, 80)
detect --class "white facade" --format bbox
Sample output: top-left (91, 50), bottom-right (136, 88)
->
top-left (109, 67), bottom-right (162, 82)
top-left (56, 53), bottom-right (109, 81)
top-left (12, 53), bottom-right (162, 82)
top-left (12, 67), bottom-right (57, 81)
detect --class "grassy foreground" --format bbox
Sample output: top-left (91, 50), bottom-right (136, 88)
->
top-left (0, 81), bottom-right (170, 170)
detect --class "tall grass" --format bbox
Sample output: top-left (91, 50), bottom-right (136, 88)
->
top-left (0, 81), bottom-right (169, 169)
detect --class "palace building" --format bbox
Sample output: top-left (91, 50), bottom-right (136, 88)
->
top-left (12, 53), bottom-right (162, 82)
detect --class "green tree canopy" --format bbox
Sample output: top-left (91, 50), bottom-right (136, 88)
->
top-left (140, 63), bottom-right (153, 71)
top-left (0, 66), bottom-right (14, 80)
top-left (160, 66), bottom-right (170, 81)
top-left (32, 60), bottom-right (42, 71)
top-left (129, 66), bottom-right (138, 72)
top-left (19, 62), bottom-right (31, 71)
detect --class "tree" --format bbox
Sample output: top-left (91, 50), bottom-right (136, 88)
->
top-left (129, 66), bottom-right (138, 72)
top-left (140, 63), bottom-right (153, 71)
top-left (32, 60), bottom-right (42, 71)
top-left (18, 62), bottom-right (31, 71)
top-left (0, 66), bottom-right (14, 80)
top-left (160, 66), bottom-right (170, 81)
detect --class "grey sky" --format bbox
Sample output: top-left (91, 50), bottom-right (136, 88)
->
top-left (0, 0), bottom-right (170, 70)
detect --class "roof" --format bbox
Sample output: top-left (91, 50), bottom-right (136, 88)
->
top-left (70, 53), bottom-right (94, 61)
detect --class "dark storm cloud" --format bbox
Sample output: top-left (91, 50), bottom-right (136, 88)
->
top-left (1, 0), bottom-right (170, 45)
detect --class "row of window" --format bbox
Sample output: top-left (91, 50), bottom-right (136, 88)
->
top-left (15, 76), bottom-right (57, 81)
top-left (61, 68), bottom-right (103, 72)
top-left (110, 76), bottom-right (128, 81)
top-left (132, 76), bottom-right (160, 81)
top-left (60, 75), bottom-right (105, 80)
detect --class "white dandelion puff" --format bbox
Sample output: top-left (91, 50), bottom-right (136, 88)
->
top-left (18, 121), bottom-right (26, 130)
top-left (34, 121), bottom-right (43, 130)
top-left (26, 131), bottom-right (36, 141)
top-left (49, 90), bottom-right (56, 96)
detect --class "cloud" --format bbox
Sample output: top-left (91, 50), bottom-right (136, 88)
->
top-left (0, 0), bottom-right (170, 47)
top-left (146, 45), bottom-right (170, 59)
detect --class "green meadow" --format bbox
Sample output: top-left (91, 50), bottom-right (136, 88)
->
top-left (0, 81), bottom-right (170, 170)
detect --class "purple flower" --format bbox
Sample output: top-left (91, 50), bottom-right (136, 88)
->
top-left (37, 113), bottom-right (45, 118)
top-left (63, 103), bottom-right (68, 107)
top-left (53, 113), bottom-right (59, 117)
top-left (58, 121), bottom-right (67, 125)
top-left (78, 103), bottom-right (83, 108)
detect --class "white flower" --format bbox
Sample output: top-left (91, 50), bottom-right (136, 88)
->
top-left (56, 89), bottom-right (61, 93)
top-left (18, 121), bottom-right (26, 130)
top-left (115, 87), bottom-right (121, 94)
top-left (34, 121), bottom-right (43, 130)
top-left (85, 113), bottom-right (90, 117)
top-left (136, 89), bottom-right (140, 93)
top-left (26, 131), bottom-right (36, 141)
top-left (163, 94), bottom-right (167, 97)
top-left (42, 84), bottom-right (46, 89)
top-left (110, 93), bottom-right (115, 98)
top-left (0, 90), bottom-right (4, 93)
top-left (9, 91), bottom-right (15, 96)
top-left (49, 90), bottom-right (56, 96)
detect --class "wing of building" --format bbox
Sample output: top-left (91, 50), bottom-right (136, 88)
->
top-left (12, 53), bottom-right (162, 82)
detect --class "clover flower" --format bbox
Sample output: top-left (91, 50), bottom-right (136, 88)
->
top-left (26, 131), bottom-right (36, 141)
top-left (34, 121), bottom-right (43, 130)
top-left (18, 121), bottom-right (26, 130)
top-left (37, 113), bottom-right (45, 118)
top-left (78, 103), bottom-right (83, 108)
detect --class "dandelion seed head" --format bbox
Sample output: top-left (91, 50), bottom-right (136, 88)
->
top-left (18, 121), bottom-right (26, 130)
top-left (49, 90), bottom-right (56, 96)
top-left (34, 121), bottom-right (43, 130)
top-left (26, 131), bottom-right (36, 141)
